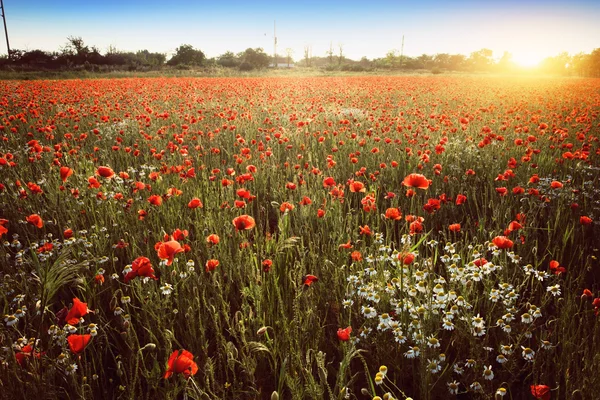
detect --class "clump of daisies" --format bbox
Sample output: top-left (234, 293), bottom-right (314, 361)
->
top-left (341, 232), bottom-right (561, 397)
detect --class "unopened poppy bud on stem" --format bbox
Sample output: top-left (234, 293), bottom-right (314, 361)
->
top-left (257, 326), bottom-right (268, 336)
top-left (140, 343), bottom-right (156, 351)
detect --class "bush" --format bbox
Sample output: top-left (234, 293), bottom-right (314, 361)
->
top-left (238, 61), bottom-right (253, 71)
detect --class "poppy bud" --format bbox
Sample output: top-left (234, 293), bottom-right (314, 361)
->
top-left (257, 326), bottom-right (268, 336)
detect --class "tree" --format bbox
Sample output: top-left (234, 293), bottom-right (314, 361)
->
top-left (303, 46), bottom-right (311, 67)
top-left (217, 51), bottom-right (240, 68)
top-left (433, 53), bottom-right (451, 70)
top-left (468, 48), bottom-right (493, 71)
top-left (539, 52), bottom-right (571, 75)
top-left (384, 50), bottom-right (399, 69)
top-left (16, 49), bottom-right (55, 66)
top-left (585, 48), bottom-right (600, 77)
top-left (238, 48), bottom-right (269, 70)
top-left (285, 48), bottom-right (294, 67)
top-left (338, 43), bottom-right (344, 66)
top-left (136, 50), bottom-right (166, 67)
top-left (448, 54), bottom-right (466, 71)
top-left (416, 54), bottom-right (433, 69)
top-left (327, 42), bottom-right (334, 64)
top-left (60, 36), bottom-right (92, 64)
top-left (167, 44), bottom-right (205, 66)
top-left (497, 51), bottom-right (514, 72)
top-left (570, 52), bottom-right (591, 76)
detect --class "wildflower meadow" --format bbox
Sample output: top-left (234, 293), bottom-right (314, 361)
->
top-left (0, 76), bottom-right (599, 399)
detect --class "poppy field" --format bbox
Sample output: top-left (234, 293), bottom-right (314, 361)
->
top-left (0, 76), bottom-right (599, 400)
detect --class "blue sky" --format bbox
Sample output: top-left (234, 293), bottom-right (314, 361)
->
top-left (5, 0), bottom-right (600, 64)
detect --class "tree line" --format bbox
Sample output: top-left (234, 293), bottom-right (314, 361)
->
top-left (2, 36), bottom-right (599, 76)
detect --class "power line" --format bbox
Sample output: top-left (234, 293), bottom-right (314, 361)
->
top-left (0, 0), bottom-right (10, 56)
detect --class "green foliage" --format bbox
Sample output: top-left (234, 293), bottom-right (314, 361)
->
top-left (167, 44), bottom-right (206, 66)
top-left (238, 48), bottom-right (270, 70)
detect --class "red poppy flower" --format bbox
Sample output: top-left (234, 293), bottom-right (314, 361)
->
top-left (580, 216), bottom-right (592, 225)
top-left (492, 236), bottom-right (514, 249)
top-left (148, 195), bottom-right (163, 206)
top-left (323, 177), bottom-right (336, 188)
top-left (157, 240), bottom-right (184, 266)
top-left (402, 173), bottom-right (430, 189)
top-left (60, 166), bottom-right (73, 182)
top-left (221, 178), bottom-right (233, 187)
top-left (349, 180), bottom-right (366, 193)
top-left (171, 229), bottom-right (188, 241)
top-left (359, 225), bottom-right (372, 236)
top-left (317, 209), bottom-right (326, 218)
top-left (398, 252), bottom-right (415, 265)
top-left (423, 198), bottom-right (441, 214)
top-left (508, 221), bottom-right (523, 232)
top-left (582, 289), bottom-right (593, 298)
top-left (495, 187), bottom-right (508, 196)
top-left (206, 234), bottom-right (220, 245)
top-left (285, 182), bottom-right (297, 190)
top-left (68, 334), bottom-right (92, 354)
top-left (549, 260), bottom-right (566, 275)
top-left (449, 223), bottom-right (461, 232)
top-left (550, 181), bottom-right (563, 189)
top-left (262, 259), bottom-right (273, 272)
top-left (385, 208), bottom-right (402, 220)
top-left (302, 274), bottom-right (318, 287)
top-left (138, 210), bottom-right (148, 220)
top-left (65, 298), bottom-right (89, 325)
top-left (88, 176), bottom-right (101, 189)
top-left (237, 188), bottom-right (252, 199)
top-left (455, 194), bottom-right (467, 205)
top-left (188, 198), bottom-right (203, 209)
top-left (280, 202), bottom-right (294, 213)
top-left (351, 251), bottom-right (362, 262)
top-left (26, 214), bottom-right (43, 228)
top-left (300, 196), bottom-right (312, 206)
top-left (125, 256), bottom-right (158, 283)
top-left (164, 349), bottom-right (198, 379)
top-left (409, 220), bottom-right (424, 235)
top-left (96, 166), bottom-right (115, 179)
top-left (530, 385), bottom-right (550, 400)
top-left (233, 215), bottom-right (256, 231)
top-left (205, 259), bottom-right (219, 272)
top-left (15, 345), bottom-right (42, 367)
top-left (337, 326), bottom-right (352, 341)
top-left (0, 219), bottom-right (8, 237)
top-left (472, 258), bottom-right (488, 267)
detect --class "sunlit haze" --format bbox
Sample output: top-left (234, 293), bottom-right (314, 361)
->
top-left (6, 0), bottom-right (600, 61)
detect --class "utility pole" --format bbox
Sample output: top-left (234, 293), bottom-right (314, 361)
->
top-left (0, 0), bottom-right (10, 57)
top-left (273, 20), bottom-right (277, 68)
top-left (399, 35), bottom-right (404, 69)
